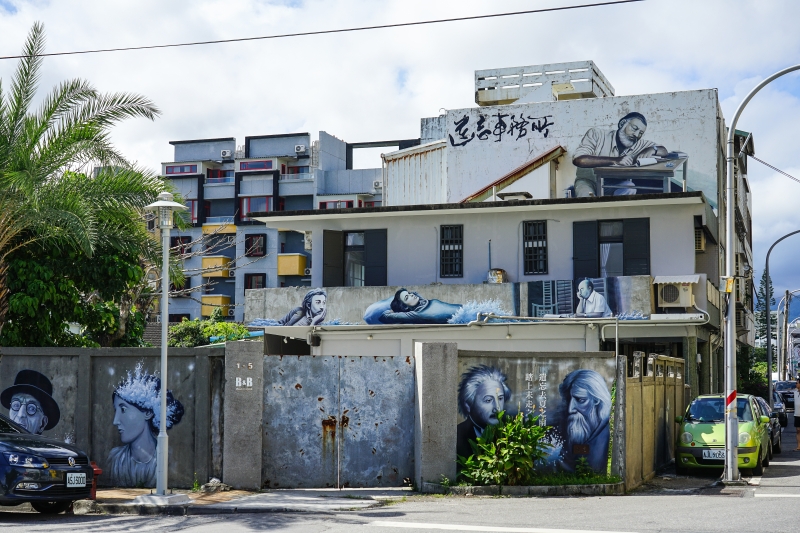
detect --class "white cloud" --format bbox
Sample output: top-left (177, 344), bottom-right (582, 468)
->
top-left (1, 0), bottom-right (800, 293)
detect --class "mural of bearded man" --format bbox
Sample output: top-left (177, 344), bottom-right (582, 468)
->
top-left (557, 369), bottom-right (612, 472)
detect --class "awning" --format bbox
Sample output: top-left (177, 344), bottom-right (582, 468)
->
top-left (652, 275), bottom-right (701, 284)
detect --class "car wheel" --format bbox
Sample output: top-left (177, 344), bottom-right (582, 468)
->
top-left (775, 433), bottom-right (782, 454)
top-left (31, 501), bottom-right (73, 514)
top-left (752, 449), bottom-right (765, 476)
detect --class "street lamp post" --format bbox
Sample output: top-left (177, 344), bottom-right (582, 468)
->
top-left (145, 192), bottom-right (187, 497)
top-left (723, 63), bottom-right (800, 483)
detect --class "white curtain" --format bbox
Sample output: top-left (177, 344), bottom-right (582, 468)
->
top-left (600, 243), bottom-right (611, 278)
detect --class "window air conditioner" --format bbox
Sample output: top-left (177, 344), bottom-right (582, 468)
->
top-left (227, 308), bottom-right (236, 317)
top-left (304, 267), bottom-right (312, 276)
top-left (228, 270), bottom-right (236, 278)
top-left (372, 180), bottom-right (383, 189)
top-left (295, 145), bottom-right (306, 154)
top-left (657, 283), bottom-right (694, 308)
top-left (220, 149), bottom-right (233, 158)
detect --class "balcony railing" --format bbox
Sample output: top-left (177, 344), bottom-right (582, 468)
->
top-left (205, 216), bottom-right (235, 225)
top-left (206, 176), bottom-right (235, 184)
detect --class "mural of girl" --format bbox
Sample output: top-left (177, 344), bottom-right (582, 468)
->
top-left (107, 363), bottom-right (184, 488)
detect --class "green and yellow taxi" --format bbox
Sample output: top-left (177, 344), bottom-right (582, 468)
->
top-left (675, 393), bottom-right (771, 475)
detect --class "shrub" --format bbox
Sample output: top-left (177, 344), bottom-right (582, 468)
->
top-left (168, 312), bottom-right (251, 347)
top-left (457, 411), bottom-right (549, 486)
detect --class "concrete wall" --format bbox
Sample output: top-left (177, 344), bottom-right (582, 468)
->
top-left (248, 134), bottom-right (310, 158)
top-left (319, 131), bottom-right (346, 171)
top-left (173, 139), bottom-right (235, 163)
top-left (245, 283), bottom-right (520, 324)
top-left (624, 354), bottom-right (686, 490)
top-left (0, 347), bottom-right (225, 488)
top-left (323, 168), bottom-right (382, 195)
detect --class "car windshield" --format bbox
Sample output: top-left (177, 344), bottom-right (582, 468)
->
top-left (775, 381), bottom-right (796, 391)
top-left (687, 398), bottom-right (753, 422)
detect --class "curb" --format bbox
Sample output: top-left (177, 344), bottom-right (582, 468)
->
top-left (420, 481), bottom-right (625, 497)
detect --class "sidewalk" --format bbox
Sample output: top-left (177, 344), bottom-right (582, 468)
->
top-left (77, 486), bottom-right (411, 515)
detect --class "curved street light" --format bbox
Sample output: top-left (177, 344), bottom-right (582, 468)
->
top-left (723, 64), bottom-right (800, 483)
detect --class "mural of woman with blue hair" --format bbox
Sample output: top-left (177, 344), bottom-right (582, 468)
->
top-left (107, 363), bottom-right (184, 488)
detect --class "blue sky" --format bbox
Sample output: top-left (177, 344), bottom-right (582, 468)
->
top-left (0, 0), bottom-right (798, 300)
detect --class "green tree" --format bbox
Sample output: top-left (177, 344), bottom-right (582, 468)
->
top-left (755, 269), bottom-right (775, 348)
top-left (0, 23), bottom-right (166, 343)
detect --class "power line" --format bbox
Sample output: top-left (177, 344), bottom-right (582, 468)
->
top-left (0, 0), bottom-right (645, 60)
top-left (749, 154), bottom-right (800, 186)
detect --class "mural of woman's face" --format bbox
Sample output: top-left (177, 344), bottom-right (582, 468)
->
top-left (400, 291), bottom-right (419, 308)
top-left (310, 295), bottom-right (326, 315)
top-left (468, 379), bottom-right (505, 428)
top-left (113, 395), bottom-right (152, 444)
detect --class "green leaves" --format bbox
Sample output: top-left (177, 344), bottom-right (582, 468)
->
top-left (167, 317), bottom-right (251, 348)
top-left (457, 410), bottom-right (550, 487)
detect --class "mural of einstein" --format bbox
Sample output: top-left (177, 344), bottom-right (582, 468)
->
top-left (277, 288), bottom-right (327, 326)
top-left (364, 288), bottom-right (463, 325)
top-left (107, 363), bottom-right (184, 488)
top-left (556, 369), bottom-right (612, 472)
top-left (456, 365), bottom-right (512, 460)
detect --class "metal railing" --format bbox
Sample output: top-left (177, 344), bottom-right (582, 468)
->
top-left (204, 216), bottom-right (234, 225)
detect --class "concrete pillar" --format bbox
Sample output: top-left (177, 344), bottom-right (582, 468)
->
top-left (698, 341), bottom-right (711, 395)
top-left (611, 354), bottom-right (627, 480)
top-left (414, 342), bottom-right (458, 489)
top-left (222, 340), bottom-right (264, 489)
top-left (585, 324), bottom-right (601, 352)
top-left (682, 336), bottom-right (699, 399)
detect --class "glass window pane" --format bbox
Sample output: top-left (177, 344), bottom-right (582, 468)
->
top-left (600, 242), bottom-right (623, 277)
top-left (345, 232), bottom-right (365, 247)
top-left (599, 221), bottom-right (623, 240)
top-left (344, 250), bottom-right (365, 286)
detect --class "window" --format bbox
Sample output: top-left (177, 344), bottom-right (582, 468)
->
top-left (523, 221), bottom-right (548, 275)
top-left (244, 273), bottom-right (266, 290)
top-left (240, 196), bottom-right (269, 221)
top-left (440, 225), bottom-right (463, 278)
top-left (364, 201), bottom-right (382, 208)
top-left (573, 218), bottom-right (650, 279)
top-left (206, 169), bottom-right (234, 183)
top-left (286, 166), bottom-right (310, 174)
top-left (322, 229), bottom-right (387, 287)
top-left (169, 278), bottom-right (190, 296)
top-left (239, 160), bottom-right (272, 171)
top-left (344, 232), bottom-right (365, 286)
top-left (170, 236), bottom-right (192, 255)
top-left (168, 314), bottom-right (191, 323)
top-left (182, 200), bottom-right (199, 224)
top-left (166, 164), bottom-right (197, 175)
top-left (319, 200), bottom-right (354, 209)
top-left (245, 234), bottom-right (266, 257)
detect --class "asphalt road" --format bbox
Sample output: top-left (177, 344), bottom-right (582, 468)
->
top-left (0, 424), bottom-right (796, 533)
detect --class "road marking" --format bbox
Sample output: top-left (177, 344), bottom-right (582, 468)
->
top-left (754, 493), bottom-right (800, 498)
top-left (748, 476), bottom-right (761, 486)
top-left (368, 521), bottom-right (638, 533)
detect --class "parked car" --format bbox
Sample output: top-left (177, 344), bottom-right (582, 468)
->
top-left (675, 393), bottom-right (771, 475)
top-left (772, 391), bottom-right (789, 427)
top-left (0, 413), bottom-right (93, 514)
top-left (774, 381), bottom-right (796, 411)
top-left (755, 396), bottom-right (783, 456)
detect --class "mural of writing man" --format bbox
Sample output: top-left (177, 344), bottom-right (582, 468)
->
top-left (277, 288), bottom-right (327, 326)
top-left (456, 365), bottom-right (511, 460)
top-left (575, 279), bottom-right (612, 318)
top-left (365, 288), bottom-right (463, 325)
top-left (558, 369), bottom-right (612, 472)
top-left (572, 112), bottom-right (667, 197)
top-left (0, 370), bottom-right (60, 435)
top-left (107, 363), bottom-right (184, 488)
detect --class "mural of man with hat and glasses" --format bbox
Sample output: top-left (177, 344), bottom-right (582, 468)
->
top-left (1, 369), bottom-right (61, 435)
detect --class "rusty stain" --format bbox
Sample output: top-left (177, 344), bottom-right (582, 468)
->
top-left (318, 397), bottom-right (324, 401)
top-left (295, 383), bottom-right (302, 390)
top-left (405, 356), bottom-right (411, 364)
top-left (369, 390), bottom-right (375, 397)
top-left (340, 415), bottom-right (349, 428)
top-left (319, 407), bottom-right (325, 412)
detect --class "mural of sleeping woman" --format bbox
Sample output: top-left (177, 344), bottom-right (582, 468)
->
top-left (364, 288), bottom-right (463, 325)
top-left (107, 363), bottom-right (184, 488)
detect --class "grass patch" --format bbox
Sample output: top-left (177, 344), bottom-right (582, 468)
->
top-left (526, 472), bottom-right (621, 486)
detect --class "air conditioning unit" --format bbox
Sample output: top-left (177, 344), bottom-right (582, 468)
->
top-left (228, 270), bottom-right (236, 278)
top-left (220, 149), bottom-right (233, 158)
top-left (303, 268), bottom-right (312, 276)
top-left (657, 283), bottom-right (694, 308)
top-left (227, 308), bottom-right (236, 317)
top-left (372, 180), bottom-right (383, 189)
top-left (295, 145), bottom-right (306, 154)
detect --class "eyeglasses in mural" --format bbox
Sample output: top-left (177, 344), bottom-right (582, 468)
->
top-left (456, 354), bottom-right (615, 474)
top-left (107, 363), bottom-right (184, 488)
top-left (1, 370), bottom-right (60, 435)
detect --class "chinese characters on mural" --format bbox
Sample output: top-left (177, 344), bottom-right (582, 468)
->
top-left (1, 370), bottom-right (60, 435)
top-left (457, 360), bottom-right (613, 474)
top-left (107, 363), bottom-right (184, 488)
top-left (449, 113), bottom-right (555, 147)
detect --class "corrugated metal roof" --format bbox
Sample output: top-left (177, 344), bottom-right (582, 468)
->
top-left (653, 275), bottom-right (700, 284)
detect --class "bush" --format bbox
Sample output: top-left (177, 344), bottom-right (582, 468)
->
top-left (457, 411), bottom-right (549, 486)
top-left (168, 311), bottom-right (251, 348)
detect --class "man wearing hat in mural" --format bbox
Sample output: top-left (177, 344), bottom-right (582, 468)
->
top-left (1, 370), bottom-right (60, 435)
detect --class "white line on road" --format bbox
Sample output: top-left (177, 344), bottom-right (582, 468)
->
top-left (754, 493), bottom-right (800, 498)
top-left (368, 521), bottom-right (639, 533)
top-left (748, 476), bottom-right (761, 486)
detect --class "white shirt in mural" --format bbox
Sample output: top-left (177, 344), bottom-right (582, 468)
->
top-left (576, 290), bottom-right (612, 317)
top-left (573, 127), bottom-right (656, 162)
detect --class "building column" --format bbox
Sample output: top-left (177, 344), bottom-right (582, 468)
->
top-left (683, 335), bottom-right (699, 399)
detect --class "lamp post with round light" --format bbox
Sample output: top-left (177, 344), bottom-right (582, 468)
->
top-left (145, 192), bottom-right (187, 497)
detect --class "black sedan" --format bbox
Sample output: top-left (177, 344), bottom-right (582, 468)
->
top-left (0, 413), bottom-right (93, 514)
top-left (756, 396), bottom-right (783, 456)
top-left (775, 381), bottom-right (796, 412)
top-left (772, 391), bottom-right (789, 427)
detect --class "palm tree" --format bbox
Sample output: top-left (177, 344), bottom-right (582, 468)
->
top-left (0, 22), bottom-right (166, 340)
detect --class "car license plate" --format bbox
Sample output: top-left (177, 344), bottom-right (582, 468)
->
top-left (702, 449), bottom-right (725, 460)
top-left (66, 472), bottom-right (86, 488)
